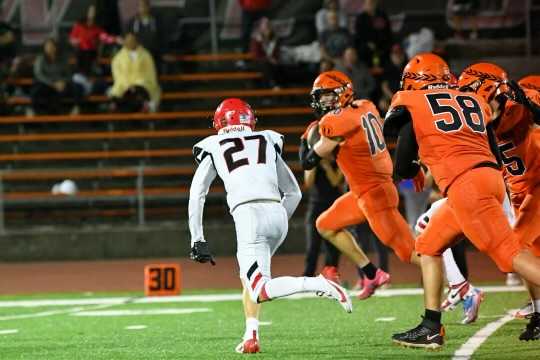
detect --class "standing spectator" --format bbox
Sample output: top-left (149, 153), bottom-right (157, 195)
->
top-left (334, 47), bottom-right (376, 100)
top-left (319, 10), bottom-right (352, 62)
top-left (69, 4), bottom-right (119, 75)
top-left (95, 0), bottom-right (122, 36)
top-left (250, 18), bottom-right (281, 88)
top-left (127, 0), bottom-right (162, 69)
top-left (31, 39), bottom-right (84, 115)
top-left (378, 43), bottom-right (407, 112)
top-left (354, 0), bottom-right (393, 67)
top-left (109, 33), bottom-right (160, 113)
top-left (315, 0), bottom-right (348, 35)
top-left (303, 155), bottom-right (344, 283)
top-left (448, 0), bottom-right (479, 39)
top-left (238, 0), bottom-right (272, 67)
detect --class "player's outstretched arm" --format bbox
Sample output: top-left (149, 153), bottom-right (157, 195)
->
top-left (188, 156), bottom-right (217, 264)
top-left (276, 155), bottom-right (302, 219)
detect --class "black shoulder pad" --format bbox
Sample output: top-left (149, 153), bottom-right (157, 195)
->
top-left (383, 106), bottom-right (412, 138)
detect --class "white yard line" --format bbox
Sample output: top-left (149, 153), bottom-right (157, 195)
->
top-left (375, 317), bottom-right (396, 322)
top-left (452, 310), bottom-right (517, 360)
top-left (0, 285), bottom-right (525, 308)
top-left (0, 329), bottom-right (18, 335)
top-left (71, 308), bottom-right (212, 317)
top-left (0, 304), bottom-right (115, 321)
top-left (125, 325), bottom-right (147, 330)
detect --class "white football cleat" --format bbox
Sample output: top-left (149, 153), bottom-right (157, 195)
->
top-left (316, 274), bottom-right (353, 313)
top-left (441, 282), bottom-right (471, 312)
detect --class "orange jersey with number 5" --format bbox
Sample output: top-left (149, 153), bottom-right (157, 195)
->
top-left (318, 100), bottom-right (393, 195)
top-left (496, 89), bottom-right (540, 207)
top-left (389, 88), bottom-right (495, 195)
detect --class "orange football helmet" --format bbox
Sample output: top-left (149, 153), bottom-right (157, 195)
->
top-left (310, 70), bottom-right (354, 116)
top-left (458, 62), bottom-right (509, 103)
top-left (519, 75), bottom-right (540, 92)
top-left (400, 53), bottom-right (451, 90)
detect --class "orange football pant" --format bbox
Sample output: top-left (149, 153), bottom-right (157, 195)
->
top-left (513, 184), bottom-right (540, 257)
top-left (416, 167), bottom-right (521, 273)
top-left (316, 181), bottom-right (414, 263)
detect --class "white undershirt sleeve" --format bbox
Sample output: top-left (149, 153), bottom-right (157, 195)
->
top-left (188, 156), bottom-right (217, 247)
top-left (276, 155), bottom-right (302, 219)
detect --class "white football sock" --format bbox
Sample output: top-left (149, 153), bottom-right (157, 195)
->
top-left (263, 276), bottom-right (323, 300)
top-left (533, 300), bottom-right (540, 313)
top-left (442, 248), bottom-right (467, 287)
top-left (243, 317), bottom-right (259, 341)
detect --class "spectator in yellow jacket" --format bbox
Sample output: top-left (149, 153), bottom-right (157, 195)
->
top-left (110, 32), bottom-right (160, 112)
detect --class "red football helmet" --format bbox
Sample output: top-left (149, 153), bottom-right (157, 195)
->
top-left (400, 53), bottom-right (451, 90)
top-left (213, 98), bottom-right (256, 131)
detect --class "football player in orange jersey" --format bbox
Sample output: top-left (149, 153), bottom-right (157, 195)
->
top-left (385, 53), bottom-right (540, 349)
top-left (300, 70), bottom-right (421, 300)
top-left (459, 66), bottom-right (540, 340)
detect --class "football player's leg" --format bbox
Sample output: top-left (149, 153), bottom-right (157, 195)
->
top-left (241, 203), bottom-right (352, 312)
top-left (393, 202), bottom-right (460, 348)
top-left (316, 192), bottom-right (372, 268)
top-left (360, 182), bottom-right (416, 264)
top-left (447, 167), bottom-right (540, 287)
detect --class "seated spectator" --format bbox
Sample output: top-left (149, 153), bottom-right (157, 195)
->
top-left (109, 33), bottom-right (160, 113)
top-left (403, 27), bottom-right (435, 59)
top-left (70, 4), bottom-right (120, 75)
top-left (250, 18), bottom-right (282, 88)
top-left (315, 0), bottom-right (348, 35)
top-left (319, 59), bottom-right (334, 73)
top-left (319, 10), bottom-right (352, 62)
top-left (31, 38), bottom-right (84, 115)
top-left (378, 43), bottom-right (407, 112)
top-left (127, 0), bottom-right (162, 68)
top-left (354, 0), bottom-right (393, 67)
top-left (334, 47), bottom-right (375, 100)
top-left (0, 21), bottom-right (16, 73)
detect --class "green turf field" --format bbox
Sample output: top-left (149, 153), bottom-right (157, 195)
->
top-left (0, 287), bottom-right (537, 359)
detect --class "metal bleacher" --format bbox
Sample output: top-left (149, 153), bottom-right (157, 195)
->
top-left (0, 53), bottom-right (313, 229)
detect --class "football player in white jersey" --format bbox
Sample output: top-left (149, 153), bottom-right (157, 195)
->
top-left (188, 98), bottom-right (352, 354)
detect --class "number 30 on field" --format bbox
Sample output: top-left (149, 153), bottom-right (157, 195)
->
top-left (144, 263), bottom-right (182, 296)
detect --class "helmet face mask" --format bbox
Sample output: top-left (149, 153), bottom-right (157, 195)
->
top-left (310, 88), bottom-right (340, 117)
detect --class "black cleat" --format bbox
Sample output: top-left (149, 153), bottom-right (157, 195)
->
top-left (392, 317), bottom-right (445, 350)
top-left (519, 312), bottom-right (540, 341)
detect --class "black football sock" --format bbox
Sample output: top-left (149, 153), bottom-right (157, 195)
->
top-left (361, 263), bottom-right (377, 280)
top-left (423, 309), bottom-right (442, 329)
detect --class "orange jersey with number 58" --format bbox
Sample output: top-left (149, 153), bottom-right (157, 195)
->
top-left (318, 100), bottom-right (393, 195)
top-left (389, 88), bottom-right (495, 195)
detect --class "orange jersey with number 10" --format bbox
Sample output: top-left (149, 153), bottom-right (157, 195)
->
top-left (389, 88), bottom-right (495, 195)
top-left (318, 100), bottom-right (393, 195)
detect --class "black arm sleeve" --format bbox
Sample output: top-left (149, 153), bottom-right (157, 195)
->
top-left (486, 122), bottom-right (503, 167)
top-left (394, 121), bottom-right (420, 179)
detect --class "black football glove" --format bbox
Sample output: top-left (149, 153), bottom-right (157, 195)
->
top-left (507, 80), bottom-right (528, 105)
top-left (190, 241), bottom-right (216, 265)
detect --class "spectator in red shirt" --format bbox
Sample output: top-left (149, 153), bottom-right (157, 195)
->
top-left (69, 4), bottom-right (119, 75)
top-left (238, 0), bottom-right (272, 66)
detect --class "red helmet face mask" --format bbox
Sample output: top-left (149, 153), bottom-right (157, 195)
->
top-left (213, 98), bottom-right (256, 132)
